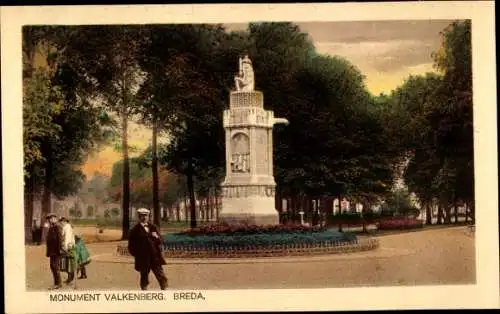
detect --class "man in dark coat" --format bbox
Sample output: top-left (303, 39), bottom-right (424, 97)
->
top-left (45, 213), bottom-right (63, 289)
top-left (128, 208), bottom-right (168, 290)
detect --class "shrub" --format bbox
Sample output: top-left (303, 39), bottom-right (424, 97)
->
top-left (326, 212), bottom-right (364, 226)
top-left (362, 211), bottom-right (381, 222)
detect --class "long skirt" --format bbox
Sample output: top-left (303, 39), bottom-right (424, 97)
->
top-left (60, 248), bottom-right (77, 274)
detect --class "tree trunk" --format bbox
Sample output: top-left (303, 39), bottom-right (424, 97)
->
top-left (453, 201), bottom-right (459, 224)
top-left (337, 195), bottom-right (343, 231)
top-left (167, 206), bottom-right (173, 222)
top-left (319, 198), bottom-right (327, 227)
top-left (464, 203), bottom-right (468, 222)
top-left (205, 197), bottom-right (209, 222)
top-left (207, 194), bottom-right (212, 221)
top-left (216, 195), bottom-right (220, 222)
top-left (275, 191), bottom-right (282, 214)
top-left (186, 160), bottom-right (197, 229)
top-left (200, 197), bottom-right (205, 222)
top-left (176, 202), bottom-right (181, 222)
top-left (425, 199), bottom-right (432, 225)
top-left (444, 204), bottom-right (452, 224)
top-left (152, 121), bottom-right (161, 227)
top-left (361, 199), bottom-right (368, 233)
top-left (121, 113), bottom-right (131, 240)
top-left (184, 195), bottom-right (188, 223)
top-left (469, 201), bottom-right (475, 224)
top-left (41, 143), bottom-right (53, 217)
top-left (24, 170), bottom-right (35, 243)
top-left (327, 197), bottom-right (334, 215)
top-left (338, 195), bottom-right (343, 214)
top-left (437, 202), bottom-right (444, 224)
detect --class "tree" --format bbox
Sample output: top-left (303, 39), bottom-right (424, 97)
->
top-left (109, 155), bottom-right (185, 214)
top-left (138, 24), bottom-right (235, 229)
top-left (432, 20), bottom-right (473, 221)
top-left (134, 25), bottom-right (206, 226)
top-left (381, 188), bottom-right (418, 215)
top-left (385, 20), bottom-right (473, 225)
top-left (22, 26), bottom-right (111, 241)
top-left (79, 172), bottom-right (111, 205)
top-left (385, 73), bottom-right (444, 224)
top-left (63, 26), bottom-right (148, 239)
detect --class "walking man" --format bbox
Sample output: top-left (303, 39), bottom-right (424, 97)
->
top-left (45, 213), bottom-right (62, 290)
top-left (128, 208), bottom-right (168, 290)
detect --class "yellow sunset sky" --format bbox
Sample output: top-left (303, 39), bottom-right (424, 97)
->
top-left (82, 20), bottom-right (452, 178)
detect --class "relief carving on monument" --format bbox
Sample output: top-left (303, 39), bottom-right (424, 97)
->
top-left (222, 185), bottom-right (276, 198)
top-left (256, 111), bottom-right (267, 124)
top-left (230, 109), bottom-right (259, 125)
top-left (231, 133), bottom-right (250, 173)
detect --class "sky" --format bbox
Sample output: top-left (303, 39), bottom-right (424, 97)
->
top-left (227, 20), bottom-right (451, 95)
top-left (82, 20), bottom-right (454, 178)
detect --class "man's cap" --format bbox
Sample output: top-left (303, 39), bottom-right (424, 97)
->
top-left (46, 213), bottom-right (57, 219)
top-left (137, 208), bottom-right (150, 215)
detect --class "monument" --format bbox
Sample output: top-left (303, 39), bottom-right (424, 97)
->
top-left (220, 56), bottom-right (289, 225)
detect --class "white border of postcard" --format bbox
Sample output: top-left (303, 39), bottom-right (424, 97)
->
top-left (2, 2), bottom-right (499, 312)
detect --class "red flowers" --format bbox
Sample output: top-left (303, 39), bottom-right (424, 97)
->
top-left (178, 222), bottom-right (325, 236)
top-left (377, 217), bottom-right (423, 230)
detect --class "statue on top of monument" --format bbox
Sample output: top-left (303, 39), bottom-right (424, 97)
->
top-left (234, 55), bottom-right (255, 92)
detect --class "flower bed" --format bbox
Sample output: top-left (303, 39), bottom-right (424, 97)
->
top-left (164, 225), bottom-right (356, 248)
top-left (110, 223), bottom-right (382, 258)
top-left (377, 217), bottom-right (424, 230)
top-left (165, 229), bottom-right (355, 247)
top-left (115, 238), bottom-right (379, 258)
top-left (162, 238), bottom-right (379, 258)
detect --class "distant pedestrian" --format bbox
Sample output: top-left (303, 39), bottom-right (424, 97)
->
top-left (41, 217), bottom-right (50, 244)
top-left (31, 219), bottom-right (42, 245)
top-left (128, 208), bottom-right (168, 290)
top-left (74, 235), bottom-right (90, 279)
top-left (45, 213), bottom-right (63, 290)
top-left (59, 217), bottom-right (76, 285)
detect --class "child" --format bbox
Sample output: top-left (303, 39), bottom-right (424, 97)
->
top-left (74, 235), bottom-right (91, 279)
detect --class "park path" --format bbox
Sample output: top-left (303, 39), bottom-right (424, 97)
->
top-left (25, 226), bottom-right (475, 291)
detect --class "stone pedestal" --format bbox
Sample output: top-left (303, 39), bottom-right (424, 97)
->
top-left (220, 91), bottom-right (287, 226)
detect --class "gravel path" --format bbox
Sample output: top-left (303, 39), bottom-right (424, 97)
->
top-left (25, 226), bottom-right (475, 291)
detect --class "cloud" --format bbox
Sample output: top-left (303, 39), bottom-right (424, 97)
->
top-left (297, 20), bottom-right (453, 43)
top-left (315, 39), bottom-right (436, 73)
top-left (223, 21), bottom-right (449, 74)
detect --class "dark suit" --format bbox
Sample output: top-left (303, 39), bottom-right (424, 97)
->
top-left (46, 224), bottom-right (62, 286)
top-left (128, 223), bottom-right (167, 290)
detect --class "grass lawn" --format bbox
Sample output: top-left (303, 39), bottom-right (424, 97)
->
top-left (72, 219), bottom-right (472, 244)
top-left (72, 220), bottom-right (188, 243)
